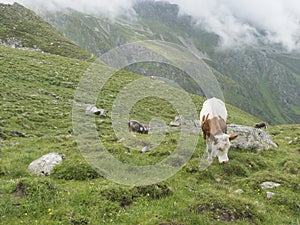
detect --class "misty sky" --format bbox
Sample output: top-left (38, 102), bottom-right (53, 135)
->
top-left (1, 0), bottom-right (300, 50)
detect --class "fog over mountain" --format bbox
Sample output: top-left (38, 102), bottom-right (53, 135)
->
top-left (1, 0), bottom-right (300, 50)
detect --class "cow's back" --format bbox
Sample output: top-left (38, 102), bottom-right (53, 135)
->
top-left (200, 97), bottom-right (227, 125)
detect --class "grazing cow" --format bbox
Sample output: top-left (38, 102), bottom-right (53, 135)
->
top-left (255, 122), bottom-right (267, 129)
top-left (200, 97), bottom-right (238, 164)
top-left (128, 120), bottom-right (148, 134)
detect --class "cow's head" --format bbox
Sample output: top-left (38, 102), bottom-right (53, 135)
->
top-left (208, 133), bottom-right (238, 163)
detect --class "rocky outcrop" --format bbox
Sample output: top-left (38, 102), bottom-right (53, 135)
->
top-left (28, 152), bottom-right (65, 176)
top-left (227, 124), bottom-right (278, 150)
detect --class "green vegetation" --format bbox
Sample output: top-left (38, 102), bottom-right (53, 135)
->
top-left (0, 3), bottom-right (93, 61)
top-left (0, 3), bottom-right (299, 224)
top-left (0, 44), bottom-right (299, 224)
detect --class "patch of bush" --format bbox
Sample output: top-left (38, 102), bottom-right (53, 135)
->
top-left (190, 192), bottom-right (263, 224)
top-left (159, 222), bottom-right (184, 225)
top-left (0, 167), bottom-right (5, 177)
top-left (196, 167), bottom-right (216, 182)
top-left (14, 178), bottom-right (57, 200)
top-left (280, 158), bottom-right (300, 175)
top-left (270, 191), bottom-right (300, 215)
top-left (51, 158), bottom-right (100, 180)
top-left (135, 183), bottom-right (172, 199)
top-left (98, 185), bottom-right (138, 208)
top-left (240, 154), bottom-right (267, 171)
top-left (69, 215), bottom-right (89, 225)
top-left (220, 161), bottom-right (250, 177)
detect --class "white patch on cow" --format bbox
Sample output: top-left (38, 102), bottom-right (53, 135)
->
top-left (205, 133), bottom-right (232, 164)
top-left (200, 97), bottom-right (227, 126)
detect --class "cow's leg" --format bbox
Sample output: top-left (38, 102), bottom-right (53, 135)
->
top-left (205, 142), bottom-right (214, 163)
top-left (199, 142), bottom-right (214, 171)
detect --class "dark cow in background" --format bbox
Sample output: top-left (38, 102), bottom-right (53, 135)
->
top-left (128, 120), bottom-right (149, 134)
top-left (255, 122), bottom-right (267, 129)
top-left (200, 97), bottom-right (238, 164)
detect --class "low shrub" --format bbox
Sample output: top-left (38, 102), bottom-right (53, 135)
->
top-left (51, 158), bottom-right (100, 180)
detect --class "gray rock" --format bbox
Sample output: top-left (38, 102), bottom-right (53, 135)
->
top-left (234, 189), bottom-right (244, 194)
top-left (28, 152), bottom-right (65, 176)
top-left (215, 178), bottom-right (221, 183)
top-left (141, 146), bottom-right (149, 153)
top-left (85, 105), bottom-right (107, 116)
top-left (266, 191), bottom-right (275, 199)
top-left (169, 120), bottom-right (181, 127)
top-left (260, 181), bottom-right (281, 189)
top-left (228, 124), bottom-right (277, 151)
top-left (170, 115), bottom-right (184, 127)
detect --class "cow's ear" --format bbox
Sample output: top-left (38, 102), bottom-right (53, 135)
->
top-left (229, 133), bottom-right (238, 141)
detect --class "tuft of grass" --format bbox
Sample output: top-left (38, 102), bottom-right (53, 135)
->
top-left (51, 157), bottom-right (100, 181)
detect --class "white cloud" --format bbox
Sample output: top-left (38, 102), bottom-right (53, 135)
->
top-left (1, 0), bottom-right (300, 50)
top-left (169, 0), bottom-right (300, 50)
top-left (0, 0), bottom-right (135, 17)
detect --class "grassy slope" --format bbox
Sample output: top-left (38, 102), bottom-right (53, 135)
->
top-left (0, 3), bottom-right (93, 61)
top-left (0, 46), bottom-right (299, 225)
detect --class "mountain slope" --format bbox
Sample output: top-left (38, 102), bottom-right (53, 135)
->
top-left (0, 41), bottom-right (299, 225)
top-left (41, 1), bottom-right (300, 124)
top-left (0, 4), bottom-right (299, 225)
top-left (0, 3), bottom-right (93, 60)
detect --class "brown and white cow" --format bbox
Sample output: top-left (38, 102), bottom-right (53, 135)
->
top-left (200, 97), bottom-right (238, 164)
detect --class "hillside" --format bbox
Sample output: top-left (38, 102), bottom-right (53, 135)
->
top-left (0, 2), bottom-right (93, 60)
top-left (0, 3), bottom-right (299, 225)
top-left (1, 43), bottom-right (299, 225)
top-left (41, 1), bottom-right (300, 124)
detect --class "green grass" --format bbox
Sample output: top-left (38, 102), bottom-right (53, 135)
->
top-left (0, 3), bottom-right (93, 61)
top-left (0, 44), bottom-right (299, 225)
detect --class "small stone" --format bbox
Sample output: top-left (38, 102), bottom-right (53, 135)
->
top-left (260, 181), bottom-right (281, 189)
top-left (266, 191), bottom-right (275, 199)
top-left (215, 178), bottom-right (221, 183)
top-left (97, 119), bottom-right (104, 123)
top-left (234, 189), bottom-right (244, 194)
top-left (141, 146), bottom-right (148, 153)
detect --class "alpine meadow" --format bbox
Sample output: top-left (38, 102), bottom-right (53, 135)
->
top-left (0, 2), bottom-right (299, 225)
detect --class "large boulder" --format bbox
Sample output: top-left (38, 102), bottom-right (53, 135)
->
top-left (228, 124), bottom-right (277, 150)
top-left (28, 152), bottom-right (65, 176)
